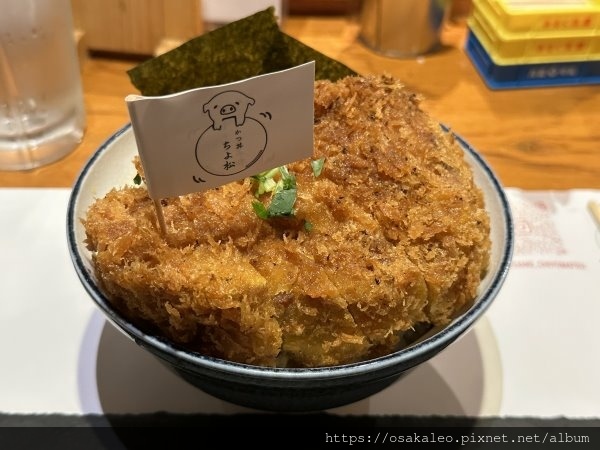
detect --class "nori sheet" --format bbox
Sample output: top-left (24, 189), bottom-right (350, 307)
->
top-left (127, 7), bottom-right (357, 96)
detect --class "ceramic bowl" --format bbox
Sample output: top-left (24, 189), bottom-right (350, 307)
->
top-left (67, 123), bottom-right (513, 412)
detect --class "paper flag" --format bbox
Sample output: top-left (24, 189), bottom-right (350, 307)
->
top-left (126, 62), bottom-right (315, 200)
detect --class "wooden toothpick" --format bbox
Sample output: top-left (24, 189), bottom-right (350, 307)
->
top-left (153, 198), bottom-right (168, 237)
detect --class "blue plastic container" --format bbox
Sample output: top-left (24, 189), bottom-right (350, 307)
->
top-left (466, 29), bottom-right (600, 89)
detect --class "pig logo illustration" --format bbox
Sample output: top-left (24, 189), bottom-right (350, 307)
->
top-left (203, 90), bottom-right (256, 130)
top-left (195, 89), bottom-right (269, 177)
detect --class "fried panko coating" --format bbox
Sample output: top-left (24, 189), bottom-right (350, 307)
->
top-left (84, 75), bottom-right (490, 367)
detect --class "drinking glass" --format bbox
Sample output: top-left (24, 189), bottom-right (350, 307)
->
top-left (0, 0), bottom-right (86, 171)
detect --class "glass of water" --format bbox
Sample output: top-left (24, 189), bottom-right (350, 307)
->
top-left (0, 0), bottom-right (86, 171)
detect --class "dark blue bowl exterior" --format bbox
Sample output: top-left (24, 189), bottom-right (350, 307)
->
top-left (138, 335), bottom-right (453, 411)
top-left (67, 123), bottom-right (513, 412)
top-left (165, 354), bottom-right (406, 411)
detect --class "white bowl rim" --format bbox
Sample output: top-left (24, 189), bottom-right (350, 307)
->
top-left (67, 122), bottom-right (514, 380)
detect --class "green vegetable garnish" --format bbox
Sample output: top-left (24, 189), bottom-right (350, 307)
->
top-left (133, 173), bottom-right (142, 185)
top-left (251, 167), bottom-right (280, 197)
top-left (311, 157), bottom-right (325, 177)
top-left (251, 159), bottom-right (326, 221)
top-left (252, 166), bottom-right (297, 219)
top-left (252, 201), bottom-right (270, 220)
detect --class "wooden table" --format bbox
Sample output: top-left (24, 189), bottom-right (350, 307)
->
top-left (1, 16), bottom-right (599, 189)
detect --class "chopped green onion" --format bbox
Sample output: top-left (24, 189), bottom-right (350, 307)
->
top-left (252, 201), bottom-right (270, 219)
top-left (311, 158), bottom-right (325, 177)
top-left (251, 167), bottom-right (280, 197)
top-left (133, 173), bottom-right (142, 185)
top-left (251, 166), bottom-right (298, 219)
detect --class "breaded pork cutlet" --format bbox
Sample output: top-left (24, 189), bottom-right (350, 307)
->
top-left (83, 75), bottom-right (490, 367)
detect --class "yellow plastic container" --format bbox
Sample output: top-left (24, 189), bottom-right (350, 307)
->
top-left (475, 0), bottom-right (600, 35)
top-left (469, 0), bottom-right (600, 63)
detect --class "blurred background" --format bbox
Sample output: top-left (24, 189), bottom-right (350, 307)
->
top-left (69, 0), bottom-right (472, 57)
